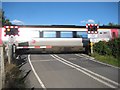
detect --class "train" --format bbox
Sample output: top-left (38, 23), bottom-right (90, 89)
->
top-left (0, 25), bottom-right (119, 54)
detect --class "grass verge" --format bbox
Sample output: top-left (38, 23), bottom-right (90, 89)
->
top-left (91, 52), bottom-right (120, 67)
top-left (5, 62), bottom-right (26, 88)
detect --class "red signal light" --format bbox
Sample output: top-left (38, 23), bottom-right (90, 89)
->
top-left (86, 24), bottom-right (99, 34)
top-left (4, 34), bottom-right (6, 36)
top-left (4, 30), bottom-right (6, 32)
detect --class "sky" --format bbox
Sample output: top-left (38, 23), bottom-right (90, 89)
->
top-left (2, 2), bottom-right (119, 26)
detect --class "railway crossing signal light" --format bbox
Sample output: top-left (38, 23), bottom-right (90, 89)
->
top-left (4, 26), bottom-right (19, 36)
top-left (86, 24), bottom-right (99, 34)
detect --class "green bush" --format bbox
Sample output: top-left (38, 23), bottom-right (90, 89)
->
top-left (93, 41), bottom-right (111, 55)
top-left (93, 38), bottom-right (120, 59)
top-left (108, 38), bottom-right (120, 59)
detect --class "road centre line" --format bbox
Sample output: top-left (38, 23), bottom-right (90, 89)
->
top-left (75, 54), bottom-right (120, 69)
top-left (51, 54), bottom-right (119, 88)
top-left (28, 55), bottom-right (46, 90)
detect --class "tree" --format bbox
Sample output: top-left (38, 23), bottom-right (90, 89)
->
top-left (4, 19), bottom-right (12, 26)
top-left (0, 9), bottom-right (12, 26)
top-left (108, 22), bottom-right (120, 27)
top-left (108, 22), bottom-right (114, 26)
top-left (0, 9), bottom-right (2, 27)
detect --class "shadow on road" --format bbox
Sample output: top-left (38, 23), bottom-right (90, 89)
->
top-left (16, 49), bottom-right (86, 55)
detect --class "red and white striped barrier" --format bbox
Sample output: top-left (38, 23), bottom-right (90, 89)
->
top-left (17, 46), bottom-right (52, 49)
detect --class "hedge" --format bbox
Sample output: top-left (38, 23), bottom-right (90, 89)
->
top-left (93, 38), bottom-right (120, 59)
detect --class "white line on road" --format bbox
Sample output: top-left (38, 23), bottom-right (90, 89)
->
top-left (28, 55), bottom-right (46, 90)
top-left (51, 54), bottom-right (118, 88)
top-left (54, 54), bottom-right (120, 87)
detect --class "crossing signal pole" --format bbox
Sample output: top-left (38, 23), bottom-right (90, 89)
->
top-left (4, 26), bottom-right (19, 64)
top-left (86, 24), bottom-right (99, 54)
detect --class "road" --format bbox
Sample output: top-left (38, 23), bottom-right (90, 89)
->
top-left (21, 53), bottom-right (120, 89)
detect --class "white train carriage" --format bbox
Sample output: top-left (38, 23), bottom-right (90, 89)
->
top-left (1, 25), bottom-right (119, 54)
top-left (1, 25), bottom-right (90, 53)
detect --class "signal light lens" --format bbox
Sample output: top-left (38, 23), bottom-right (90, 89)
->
top-left (4, 34), bottom-right (6, 36)
top-left (4, 30), bottom-right (6, 32)
top-left (7, 28), bottom-right (10, 31)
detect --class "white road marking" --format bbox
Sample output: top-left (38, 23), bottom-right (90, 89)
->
top-left (55, 54), bottom-right (120, 87)
top-left (68, 58), bottom-right (77, 60)
top-left (28, 55), bottom-right (46, 90)
top-left (51, 54), bottom-right (119, 88)
top-left (31, 59), bottom-right (55, 62)
top-left (75, 54), bottom-right (120, 69)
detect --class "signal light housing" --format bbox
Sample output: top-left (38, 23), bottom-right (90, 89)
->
top-left (4, 26), bottom-right (20, 36)
top-left (86, 24), bottom-right (99, 34)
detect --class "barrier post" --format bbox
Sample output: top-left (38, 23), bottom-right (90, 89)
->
top-left (90, 42), bottom-right (93, 54)
top-left (8, 44), bottom-right (12, 64)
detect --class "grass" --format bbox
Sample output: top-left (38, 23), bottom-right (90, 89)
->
top-left (91, 52), bottom-right (120, 67)
top-left (5, 62), bottom-right (26, 88)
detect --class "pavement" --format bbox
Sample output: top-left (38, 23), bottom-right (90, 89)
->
top-left (20, 53), bottom-right (120, 89)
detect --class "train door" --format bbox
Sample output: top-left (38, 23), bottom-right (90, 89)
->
top-left (111, 29), bottom-right (118, 39)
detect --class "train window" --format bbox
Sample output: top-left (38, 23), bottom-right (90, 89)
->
top-left (43, 31), bottom-right (56, 38)
top-left (61, 31), bottom-right (73, 38)
top-left (77, 32), bottom-right (88, 38)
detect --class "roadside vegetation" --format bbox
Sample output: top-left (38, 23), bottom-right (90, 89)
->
top-left (4, 53), bottom-right (29, 89)
top-left (92, 37), bottom-right (120, 67)
top-left (5, 62), bottom-right (26, 88)
top-left (1, 9), bottom-right (29, 89)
